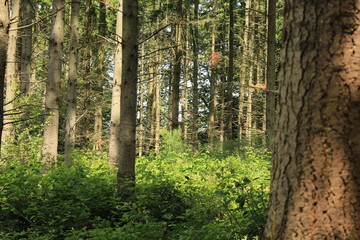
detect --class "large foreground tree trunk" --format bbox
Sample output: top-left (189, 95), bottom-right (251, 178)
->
top-left (264, 1), bottom-right (360, 239)
top-left (117, 0), bottom-right (138, 193)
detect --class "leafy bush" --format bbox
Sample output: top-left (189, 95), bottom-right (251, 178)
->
top-left (0, 147), bottom-right (270, 239)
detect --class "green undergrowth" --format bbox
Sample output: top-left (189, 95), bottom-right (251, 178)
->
top-left (0, 147), bottom-right (271, 239)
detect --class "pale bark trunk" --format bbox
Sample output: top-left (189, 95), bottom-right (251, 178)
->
top-left (42, 0), bottom-right (65, 163)
top-left (2, 0), bottom-right (20, 145)
top-left (154, 51), bottom-right (161, 155)
top-left (208, 1), bottom-right (217, 149)
top-left (264, 1), bottom-right (360, 239)
top-left (238, 0), bottom-right (251, 142)
top-left (181, 39), bottom-right (189, 141)
top-left (225, 0), bottom-right (234, 141)
top-left (138, 46), bottom-right (145, 157)
top-left (117, 0), bottom-right (138, 193)
top-left (246, 0), bottom-right (255, 144)
top-left (0, 0), bottom-right (9, 153)
top-left (109, 0), bottom-right (122, 166)
top-left (64, 0), bottom-right (79, 164)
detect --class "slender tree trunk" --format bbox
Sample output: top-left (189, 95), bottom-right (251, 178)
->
top-left (42, 0), bottom-right (65, 162)
top-left (225, 0), bottom-right (234, 141)
top-left (117, 0), bottom-right (138, 194)
top-left (0, 0), bottom-right (9, 153)
top-left (265, 0), bottom-right (276, 149)
top-left (191, 0), bottom-right (199, 148)
top-left (81, 0), bottom-right (93, 148)
top-left (238, 0), bottom-right (251, 142)
top-left (171, 0), bottom-right (183, 130)
top-left (181, 39), bottom-right (189, 141)
top-left (20, 0), bottom-right (33, 96)
top-left (264, 1), bottom-right (360, 239)
top-left (2, 0), bottom-right (20, 145)
top-left (208, 0), bottom-right (217, 149)
top-left (154, 51), bottom-right (161, 155)
top-left (154, 13), bottom-right (162, 155)
top-left (246, 0), bottom-right (255, 144)
top-left (138, 46), bottom-right (145, 157)
top-left (93, 0), bottom-right (107, 149)
top-left (109, 0), bottom-right (123, 166)
top-left (64, 0), bottom-right (79, 164)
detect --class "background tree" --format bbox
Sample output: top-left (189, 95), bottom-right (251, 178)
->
top-left (0, 0), bottom-right (9, 152)
top-left (264, 0), bottom-right (360, 238)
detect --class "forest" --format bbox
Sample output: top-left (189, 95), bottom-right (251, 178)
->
top-left (1, 0), bottom-right (359, 239)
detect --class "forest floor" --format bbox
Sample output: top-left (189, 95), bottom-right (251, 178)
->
top-left (0, 146), bottom-right (270, 240)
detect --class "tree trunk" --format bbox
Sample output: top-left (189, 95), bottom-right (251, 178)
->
top-left (2, 0), bottom-right (20, 145)
top-left (138, 46), bottom-right (145, 157)
top-left (264, 1), bottom-right (360, 239)
top-left (0, 0), bottom-right (9, 153)
top-left (20, 0), bottom-right (33, 96)
top-left (42, 0), bottom-right (65, 163)
top-left (191, 0), bottom-right (199, 148)
top-left (208, 0), bottom-right (217, 149)
top-left (109, 0), bottom-right (123, 166)
top-left (225, 0), bottom-right (234, 141)
top-left (117, 0), bottom-right (138, 193)
top-left (238, 0), bottom-right (251, 142)
top-left (64, 0), bottom-right (79, 164)
top-left (171, 0), bottom-right (183, 130)
top-left (93, 0), bottom-right (107, 149)
top-left (265, 0), bottom-right (276, 149)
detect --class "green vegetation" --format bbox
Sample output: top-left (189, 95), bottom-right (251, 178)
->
top-left (0, 143), bottom-right (270, 239)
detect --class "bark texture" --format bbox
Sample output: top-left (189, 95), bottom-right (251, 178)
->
top-left (64, 0), bottom-right (79, 164)
top-left (0, 0), bottom-right (9, 152)
top-left (265, 0), bottom-right (276, 149)
top-left (3, 0), bottom-right (20, 144)
top-left (109, 0), bottom-right (122, 166)
top-left (264, 1), bottom-right (360, 239)
top-left (42, 0), bottom-right (65, 162)
top-left (20, 0), bottom-right (34, 96)
top-left (117, 0), bottom-right (138, 190)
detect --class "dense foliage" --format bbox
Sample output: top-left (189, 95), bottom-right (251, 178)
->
top-left (0, 140), bottom-right (270, 239)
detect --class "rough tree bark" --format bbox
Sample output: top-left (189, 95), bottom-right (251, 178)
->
top-left (93, 0), bottom-right (107, 149)
top-left (64, 0), bottom-right (80, 164)
top-left (265, 0), bottom-right (276, 149)
top-left (2, 0), bottom-right (20, 145)
top-left (0, 0), bottom-right (9, 152)
top-left (42, 0), bottom-right (65, 162)
top-left (171, 0), bottom-right (183, 130)
top-left (117, 0), bottom-right (138, 192)
top-left (20, 0), bottom-right (34, 96)
top-left (264, 1), bottom-right (360, 239)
